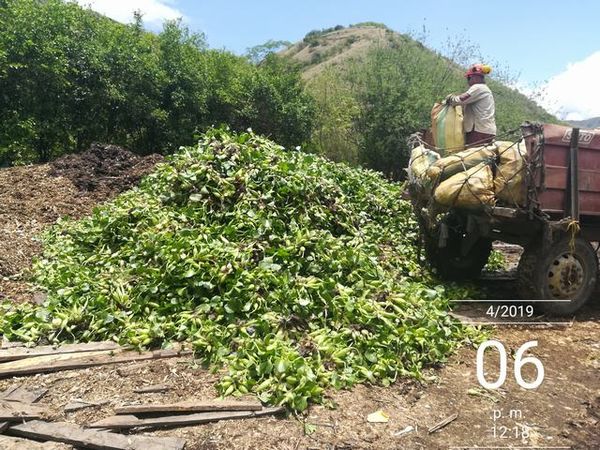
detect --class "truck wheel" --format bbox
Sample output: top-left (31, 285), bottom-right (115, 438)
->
top-left (423, 228), bottom-right (492, 280)
top-left (517, 236), bottom-right (598, 315)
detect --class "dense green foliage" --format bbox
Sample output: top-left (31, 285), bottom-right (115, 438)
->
top-left (246, 40), bottom-right (292, 64)
top-left (297, 30), bottom-right (557, 180)
top-left (303, 25), bottom-right (346, 46)
top-left (0, 0), bottom-right (314, 165)
top-left (0, 129), bottom-right (478, 410)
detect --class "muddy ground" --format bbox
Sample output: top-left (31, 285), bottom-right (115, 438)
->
top-left (0, 152), bottom-right (598, 449)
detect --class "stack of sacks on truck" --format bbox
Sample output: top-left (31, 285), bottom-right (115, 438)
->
top-left (431, 144), bottom-right (497, 208)
top-left (408, 139), bottom-right (528, 209)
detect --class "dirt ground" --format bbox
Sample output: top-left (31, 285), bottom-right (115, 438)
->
top-left (0, 144), bottom-right (162, 302)
top-left (0, 155), bottom-right (598, 449)
top-left (0, 299), bottom-right (597, 450)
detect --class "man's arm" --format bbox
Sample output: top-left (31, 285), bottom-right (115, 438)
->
top-left (447, 85), bottom-right (484, 106)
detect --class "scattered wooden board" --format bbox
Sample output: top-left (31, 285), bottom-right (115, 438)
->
top-left (0, 341), bottom-right (25, 350)
top-left (0, 435), bottom-right (72, 449)
top-left (115, 399), bottom-right (263, 415)
top-left (0, 385), bottom-right (20, 399)
top-left (449, 312), bottom-right (495, 325)
top-left (0, 349), bottom-right (188, 378)
top-left (0, 385), bottom-right (48, 432)
top-left (9, 420), bottom-right (186, 450)
top-left (0, 349), bottom-right (123, 371)
top-left (90, 407), bottom-right (285, 429)
top-left (2, 385), bottom-right (48, 404)
top-left (0, 342), bottom-right (122, 363)
top-left (133, 384), bottom-right (170, 394)
top-left (64, 400), bottom-right (108, 413)
top-left (479, 273), bottom-right (517, 281)
top-left (0, 400), bottom-right (48, 420)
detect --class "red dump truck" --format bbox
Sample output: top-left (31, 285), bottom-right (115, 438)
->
top-left (409, 123), bottom-right (600, 314)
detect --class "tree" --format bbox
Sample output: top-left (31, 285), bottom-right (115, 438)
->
top-left (306, 67), bottom-right (360, 164)
top-left (0, 0), bottom-right (315, 165)
top-left (246, 40), bottom-right (291, 64)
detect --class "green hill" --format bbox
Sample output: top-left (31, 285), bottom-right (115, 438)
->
top-left (279, 24), bottom-right (558, 179)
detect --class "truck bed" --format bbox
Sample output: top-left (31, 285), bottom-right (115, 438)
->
top-left (524, 124), bottom-right (600, 216)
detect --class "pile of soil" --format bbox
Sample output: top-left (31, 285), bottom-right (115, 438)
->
top-left (0, 144), bottom-right (162, 302)
top-left (49, 143), bottom-right (163, 194)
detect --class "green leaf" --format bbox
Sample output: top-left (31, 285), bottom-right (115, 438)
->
top-left (275, 359), bottom-right (288, 374)
top-left (365, 350), bottom-right (378, 363)
top-left (304, 422), bottom-right (316, 436)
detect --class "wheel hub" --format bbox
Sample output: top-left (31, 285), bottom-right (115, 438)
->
top-left (547, 253), bottom-right (585, 299)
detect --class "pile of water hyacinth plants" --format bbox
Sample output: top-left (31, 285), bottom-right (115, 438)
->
top-left (0, 129), bottom-right (479, 410)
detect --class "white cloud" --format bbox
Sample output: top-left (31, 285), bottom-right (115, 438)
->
top-left (539, 52), bottom-right (600, 120)
top-left (75, 0), bottom-right (183, 27)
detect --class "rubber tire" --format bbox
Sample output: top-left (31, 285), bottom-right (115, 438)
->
top-left (423, 228), bottom-right (492, 281)
top-left (517, 236), bottom-right (598, 315)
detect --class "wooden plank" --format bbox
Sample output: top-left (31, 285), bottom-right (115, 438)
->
top-left (491, 206), bottom-right (517, 218)
top-left (64, 400), bottom-right (108, 413)
top-left (115, 399), bottom-right (263, 415)
top-left (0, 385), bottom-right (49, 432)
top-left (0, 435), bottom-right (72, 449)
top-left (0, 342), bottom-right (122, 363)
top-left (0, 385), bottom-right (21, 398)
top-left (0, 341), bottom-right (26, 349)
top-left (0, 349), bottom-right (188, 378)
top-left (9, 420), bottom-right (186, 450)
top-left (133, 384), bottom-right (170, 394)
top-left (0, 400), bottom-right (48, 420)
top-left (2, 385), bottom-right (48, 404)
top-left (0, 349), bottom-right (123, 371)
top-left (90, 407), bottom-right (285, 429)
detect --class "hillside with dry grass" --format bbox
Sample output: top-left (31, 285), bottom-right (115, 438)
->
top-left (280, 24), bottom-right (396, 80)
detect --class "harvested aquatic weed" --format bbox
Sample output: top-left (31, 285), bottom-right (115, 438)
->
top-left (0, 129), bottom-right (479, 410)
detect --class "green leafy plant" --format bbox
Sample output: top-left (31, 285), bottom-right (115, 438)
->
top-left (484, 250), bottom-right (507, 271)
top-left (0, 129), bottom-right (480, 410)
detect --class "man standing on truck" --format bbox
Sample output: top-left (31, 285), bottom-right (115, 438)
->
top-left (446, 64), bottom-right (496, 146)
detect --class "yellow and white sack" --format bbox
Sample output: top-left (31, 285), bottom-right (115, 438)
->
top-left (494, 139), bottom-right (528, 206)
top-left (408, 144), bottom-right (440, 185)
top-left (431, 103), bottom-right (465, 154)
top-left (427, 144), bottom-right (498, 182)
top-left (434, 162), bottom-right (496, 209)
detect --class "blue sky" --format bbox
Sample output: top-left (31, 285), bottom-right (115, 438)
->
top-left (78, 0), bottom-right (600, 119)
